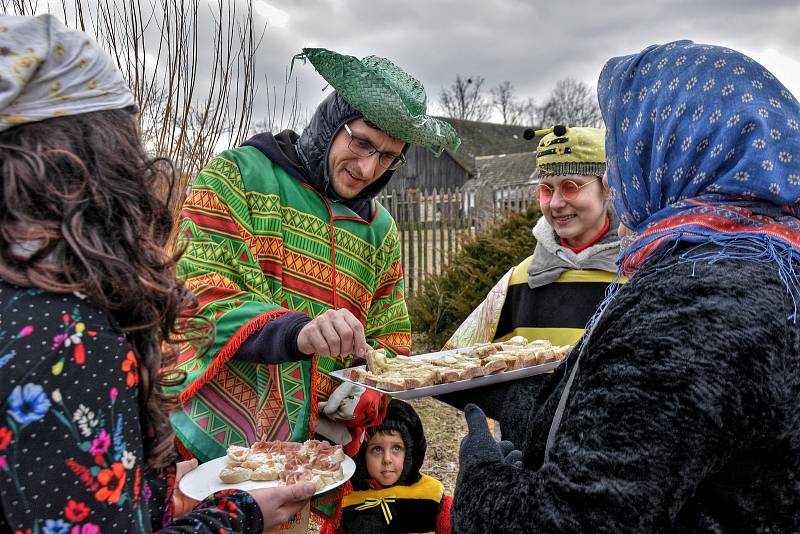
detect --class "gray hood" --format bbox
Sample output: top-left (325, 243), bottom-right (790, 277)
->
top-left (527, 213), bottom-right (622, 289)
top-left (295, 91), bottom-right (406, 216)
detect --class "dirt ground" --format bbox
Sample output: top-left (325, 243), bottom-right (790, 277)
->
top-left (409, 397), bottom-right (468, 494)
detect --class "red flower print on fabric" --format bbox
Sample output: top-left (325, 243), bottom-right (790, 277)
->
top-left (121, 351), bottom-right (138, 388)
top-left (132, 465), bottom-right (141, 507)
top-left (64, 499), bottom-right (90, 522)
top-left (52, 313), bottom-right (97, 365)
top-left (66, 459), bottom-right (99, 491)
top-left (215, 497), bottom-right (238, 517)
top-left (0, 427), bottom-right (11, 450)
top-left (95, 462), bottom-right (126, 504)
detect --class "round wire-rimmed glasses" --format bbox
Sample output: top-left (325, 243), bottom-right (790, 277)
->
top-left (535, 178), bottom-right (600, 203)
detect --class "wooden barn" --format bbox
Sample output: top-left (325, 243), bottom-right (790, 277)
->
top-left (388, 117), bottom-right (537, 193)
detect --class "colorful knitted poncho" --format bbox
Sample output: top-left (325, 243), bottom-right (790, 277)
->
top-left (168, 146), bottom-right (411, 463)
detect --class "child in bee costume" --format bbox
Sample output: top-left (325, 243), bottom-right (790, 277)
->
top-left (320, 399), bottom-right (451, 534)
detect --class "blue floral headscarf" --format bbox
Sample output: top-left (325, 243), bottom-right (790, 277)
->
top-left (597, 40), bottom-right (800, 317)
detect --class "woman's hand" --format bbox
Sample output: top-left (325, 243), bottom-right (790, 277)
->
top-left (456, 404), bottom-right (505, 489)
top-left (173, 459), bottom-right (201, 517)
top-left (250, 482), bottom-right (316, 532)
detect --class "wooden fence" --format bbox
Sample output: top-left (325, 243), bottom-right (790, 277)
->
top-left (375, 185), bottom-right (537, 296)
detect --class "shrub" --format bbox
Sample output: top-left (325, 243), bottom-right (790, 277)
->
top-left (408, 206), bottom-right (542, 351)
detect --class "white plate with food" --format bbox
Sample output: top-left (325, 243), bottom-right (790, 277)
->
top-left (330, 338), bottom-right (569, 400)
top-left (179, 440), bottom-right (355, 501)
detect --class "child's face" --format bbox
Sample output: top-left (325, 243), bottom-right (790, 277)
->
top-left (365, 430), bottom-right (405, 487)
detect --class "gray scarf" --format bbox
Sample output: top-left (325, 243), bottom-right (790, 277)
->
top-left (527, 213), bottom-right (622, 289)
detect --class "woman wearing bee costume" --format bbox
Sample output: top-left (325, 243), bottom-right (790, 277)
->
top-left (443, 125), bottom-right (622, 350)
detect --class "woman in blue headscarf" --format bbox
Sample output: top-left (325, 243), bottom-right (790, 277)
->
top-left (451, 41), bottom-right (800, 533)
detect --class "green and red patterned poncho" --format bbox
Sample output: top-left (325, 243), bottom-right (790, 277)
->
top-left (168, 145), bottom-right (411, 463)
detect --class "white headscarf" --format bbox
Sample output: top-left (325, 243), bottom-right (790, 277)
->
top-left (0, 13), bottom-right (134, 132)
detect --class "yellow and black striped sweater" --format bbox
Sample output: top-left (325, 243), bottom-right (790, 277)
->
top-left (442, 215), bottom-right (624, 351)
top-left (495, 256), bottom-right (620, 346)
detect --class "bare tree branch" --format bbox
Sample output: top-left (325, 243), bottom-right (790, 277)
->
top-left (537, 78), bottom-right (603, 128)
top-left (1, 1), bottom-right (265, 210)
top-left (1, 0), bottom-right (38, 15)
top-left (490, 80), bottom-right (536, 126)
top-left (439, 74), bottom-right (492, 122)
top-left (253, 66), bottom-right (308, 135)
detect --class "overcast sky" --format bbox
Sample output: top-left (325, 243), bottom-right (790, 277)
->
top-left (246, 0), bottom-right (800, 126)
top-left (11, 1), bottom-right (800, 129)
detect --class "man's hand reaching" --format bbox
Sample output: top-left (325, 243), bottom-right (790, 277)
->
top-left (297, 308), bottom-right (371, 358)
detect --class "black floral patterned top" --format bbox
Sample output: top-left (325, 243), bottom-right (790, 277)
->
top-left (0, 281), bottom-right (264, 533)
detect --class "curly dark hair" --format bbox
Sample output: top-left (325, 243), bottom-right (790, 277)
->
top-left (0, 109), bottom-right (208, 469)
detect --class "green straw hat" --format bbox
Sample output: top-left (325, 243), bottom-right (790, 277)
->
top-left (296, 47), bottom-right (461, 155)
top-left (532, 125), bottom-right (606, 177)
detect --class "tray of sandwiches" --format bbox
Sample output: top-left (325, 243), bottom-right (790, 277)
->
top-left (330, 336), bottom-right (571, 400)
top-left (179, 439), bottom-right (354, 501)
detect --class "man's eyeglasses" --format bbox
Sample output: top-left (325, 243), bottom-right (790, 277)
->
top-left (535, 178), bottom-right (600, 203)
top-left (344, 123), bottom-right (406, 170)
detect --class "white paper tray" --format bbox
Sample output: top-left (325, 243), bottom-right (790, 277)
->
top-left (329, 348), bottom-right (562, 400)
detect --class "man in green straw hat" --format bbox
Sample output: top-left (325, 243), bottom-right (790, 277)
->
top-left (169, 48), bottom-right (459, 476)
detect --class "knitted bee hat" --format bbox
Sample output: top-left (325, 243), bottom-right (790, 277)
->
top-left (530, 125), bottom-right (606, 177)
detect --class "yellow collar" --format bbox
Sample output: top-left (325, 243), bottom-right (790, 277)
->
top-left (342, 473), bottom-right (444, 508)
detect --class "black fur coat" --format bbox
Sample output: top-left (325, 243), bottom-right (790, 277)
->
top-left (450, 251), bottom-right (800, 533)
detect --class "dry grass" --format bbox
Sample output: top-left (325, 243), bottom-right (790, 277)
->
top-left (409, 396), bottom-right (468, 495)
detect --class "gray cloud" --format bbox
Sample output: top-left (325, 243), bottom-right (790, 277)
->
top-left (12, 1), bottom-right (797, 129)
top-left (247, 0), bottom-right (800, 127)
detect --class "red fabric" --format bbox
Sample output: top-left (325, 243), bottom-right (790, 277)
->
top-left (311, 480), bottom-right (352, 532)
top-left (318, 521), bottom-right (336, 534)
top-left (436, 495), bottom-right (452, 534)
top-left (619, 201), bottom-right (800, 275)
top-left (174, 437), bottom-right (195, 461)
top-left (177, 309), bottom-right (287, 403)
top-left (560, 215), bottom-right (610, 253)
top-left (342, 389), bottom-right (389, 457)
top-left (342, 430), bottom-right (363, 458)
top-left (309, 354), bottom-right (320, 439)
top-left (348, 389), bottom-right (389, 428)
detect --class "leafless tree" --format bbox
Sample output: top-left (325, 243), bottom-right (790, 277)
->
top-left (250, 68), bottom-right (309, 135)
top-left (490, 80), bottom-right (536, 126)
top-left (1, 0), bottom-right (265, 220)
top-left (521, 97), bottom-right (538, 127)
top-left (538, 78), bottom-right (603, 128)
top-left (1, 0), bottom-right (36, 13)
top-left (439, 74), bottom-right (492, 122)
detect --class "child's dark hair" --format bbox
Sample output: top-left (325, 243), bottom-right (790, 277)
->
top-left (373, 428), bottom-right (402, 437)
